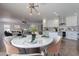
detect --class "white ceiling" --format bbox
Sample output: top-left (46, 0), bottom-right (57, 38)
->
top-left (0, 3), bottom-right (79, 22)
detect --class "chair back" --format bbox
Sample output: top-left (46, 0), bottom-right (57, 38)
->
top-left (3, 37), bottom-right (20, 55)
top-left (47, 36), bottom-right (61, 55)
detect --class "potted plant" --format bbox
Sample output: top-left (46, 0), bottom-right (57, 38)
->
top-left (31, 26), bottom-right (37, 42)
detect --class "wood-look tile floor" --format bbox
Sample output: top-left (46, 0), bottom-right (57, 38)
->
top-left (0, 39), bottom-right (79, 56)
top-left (60, 39), bottom-right (79, 56)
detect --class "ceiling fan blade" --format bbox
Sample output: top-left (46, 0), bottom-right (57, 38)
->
top-left (30, 8), bottom-right (32, 13)
top-left (28, 3), bottom-right (34, 8)
top-left (33, 8), bottom-right (39, 13)
top-left (34, 5), bottom-right (39, 7)
top-left (27, 3), bottom-right (40, 14)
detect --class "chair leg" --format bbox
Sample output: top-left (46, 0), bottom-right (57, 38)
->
top-left (53, 53), bottom-right (60, 56)
top-left (54, 53), bottom-right (56, 56)
top-left (54, 53), bottom-right (61, 56)
top-left (58, 53), bottom-right (61, 56)
top-left (40, 51), bottom-right (45, 56)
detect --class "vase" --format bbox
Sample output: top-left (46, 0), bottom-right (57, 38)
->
top-left (31, 34), bottom-right (36, 42)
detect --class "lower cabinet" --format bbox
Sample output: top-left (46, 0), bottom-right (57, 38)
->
top-left (66, 31), bottom-right (78, 40)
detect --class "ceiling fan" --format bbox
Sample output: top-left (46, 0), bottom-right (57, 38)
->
top-left (27, 3), bottom-right (40, 15)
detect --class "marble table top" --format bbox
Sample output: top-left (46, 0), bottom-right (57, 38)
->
top-left (11, 35), bottom-right (54, 48)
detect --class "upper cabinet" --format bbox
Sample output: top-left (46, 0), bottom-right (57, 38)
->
top-left (66, 16), bottom-right (77, 26)
top-left (42, 19), bottom-right (59, 27)
top-left (47, 19), bottom-right (59, 27)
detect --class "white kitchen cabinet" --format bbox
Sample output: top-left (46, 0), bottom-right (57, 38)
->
top-left (66, 16), bottom-right (77, 26)
top-left (66, 15), bottom-right (78, 40)
top-left (47, 19), bottom-right (59, 27)
top-left (66, 31), bottom-right (78, 40)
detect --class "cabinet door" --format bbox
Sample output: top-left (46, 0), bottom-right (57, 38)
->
top-left (47, 19), bottom-right (59, 27)
top-left (66, 31), bottom-right (77, 40)
top-left (66, 16), bottom-right (77, 26)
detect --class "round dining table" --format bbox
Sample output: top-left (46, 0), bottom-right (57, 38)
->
top-left (11, 35), bottom-right (54, 49)
top-left (11, 35), bottom-right (54, 55)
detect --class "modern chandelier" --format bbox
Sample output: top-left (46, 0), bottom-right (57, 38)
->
top-left (27, 3), bottom-right (40, 15)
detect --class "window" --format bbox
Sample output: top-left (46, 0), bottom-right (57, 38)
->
top-left (4, 24), bottom-right (10, 31)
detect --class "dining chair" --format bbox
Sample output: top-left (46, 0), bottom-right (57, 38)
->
top-left (47, 36), bottom-right (62, 56)
top-left (3, 37), bottom-right (20, 56)
top-left (3, 37), bottom-right (45, 56)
